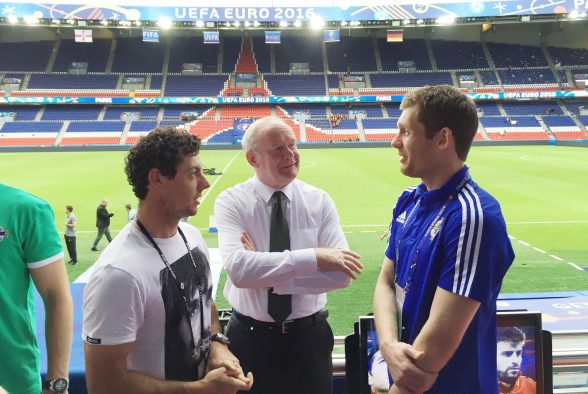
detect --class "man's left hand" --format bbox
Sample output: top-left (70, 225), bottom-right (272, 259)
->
top-left (207, 341), bottom-right (245, 379)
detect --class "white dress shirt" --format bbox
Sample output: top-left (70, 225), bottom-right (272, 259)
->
top-left (214, 176), bottom-right (351, 322)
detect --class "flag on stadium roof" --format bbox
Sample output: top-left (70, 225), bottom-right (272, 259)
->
top-left (74, 29), bottom-right (93, 43)
top-left (323, 29), bottom-right (340, 43)
top-left (387, 29), bottom-right (403, 43)
top-left (265, 31), bottom-right (281, 44)
top-left (203, 31), bottom-right (220, 44)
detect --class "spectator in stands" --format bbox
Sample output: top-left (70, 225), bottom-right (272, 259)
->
top-left (125, 203), bottom-right (137, 223)
top-left (83, 127), bottom-right (253, 393)
top-left (91, 198), bottom-right (114, 251)
top-left (0, 183), bottom-right (73, 394)
top-left (497, 327), bottom-right (536, 394)
top-left (373, 85), bottom-right (515, 393)
top-left (65, 205), bottom-right (77, 265)
top-left (214, 116), bottom-right (363, 394)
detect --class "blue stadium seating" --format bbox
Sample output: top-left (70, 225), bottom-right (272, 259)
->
top-left (164, 75), bottom-right (227, 96)
top-left (487, 43), bottom-right (548, 68)
top-left (479, 70), bottom-right (499, 85)
top-left (168, 37), bottom-right (219, 74)
top-left (501, 101), bottom-right (562, 116)
top-left (9, 106), bottom-right (40, 121)
top-left (326, 36), bottom-right (376, 72)
top-left (104, 106), bottom-right (159, 120)
top-left (111, 38), bottom-right (165, 73)
top-left (548, 46), bottom-right (588, 67)
top-left (370, 72), bottom-right (452, 88)
top-left (275, 36), bottom-right (323, 73)
top-left (476, 102), bottom-right (502, 116)
top-left (67, 121), bottom-right (125, 131)
top-left (42, 106), bottom-right (101, 120)
top-left (498, 68), bottom-right (556, 85)
top-left (1, 121), bottom-right (62, 132)
top-left (433, 41), bottom-right (489, 69)
top-left (0, 41), bottom-right (54, 71)
top-left (53, 39), bottom-right (111, 73)
top-left (251, 37), bottom-right (271, 73)
top-left (264, 75), bottom-right (326, 96)
top-left (377, 39), bottom-right (431, 71)
top-left (28, 74), bottom-right (118, 89)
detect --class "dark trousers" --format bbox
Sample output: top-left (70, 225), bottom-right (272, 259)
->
top-left (226, 312), bottom-right (334, 394)
top-left (92, 226), bottom-right (112, 248)
top-left (64, 235), bottom-right (77, 263)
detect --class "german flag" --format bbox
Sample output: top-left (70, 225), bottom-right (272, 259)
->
top-left (387, 30), bottom-right (403, 42)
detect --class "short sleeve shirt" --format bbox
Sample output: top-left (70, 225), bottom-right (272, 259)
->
top-left (385, 167), bottom-right (515, 393)
top-left (0, 184), bottom-right (64, 394)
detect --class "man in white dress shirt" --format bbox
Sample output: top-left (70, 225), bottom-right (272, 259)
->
top-left (214, 116), bottom-right (364, 394)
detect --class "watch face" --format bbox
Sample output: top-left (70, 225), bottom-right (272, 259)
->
top-left (52, 378), bottom-right (68, 392)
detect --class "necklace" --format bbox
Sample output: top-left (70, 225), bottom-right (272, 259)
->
top-left (135, 219), bottom-right (207, 360)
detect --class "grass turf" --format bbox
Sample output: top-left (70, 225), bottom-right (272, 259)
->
top-left (1, 145), bottom-right (586, 335)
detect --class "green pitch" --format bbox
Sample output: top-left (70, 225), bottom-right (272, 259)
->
top-left (1, 145), bottom-right (587, 335)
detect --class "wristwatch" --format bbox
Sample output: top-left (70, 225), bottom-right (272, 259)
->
top-left (43, 377), bottom-right (69, 393)
top-left (211, 332), bottom-right (231, 345)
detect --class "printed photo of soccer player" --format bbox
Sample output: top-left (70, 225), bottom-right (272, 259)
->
top-left (366, 330), bottom-right (390, 394)
top-left (497, 326), bottom-right (537, 394)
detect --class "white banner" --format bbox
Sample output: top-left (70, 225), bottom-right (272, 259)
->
top-left (74, 29), bottom-right (93, 43)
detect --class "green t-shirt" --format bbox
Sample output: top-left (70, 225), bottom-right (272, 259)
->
top-left (0, 184), bottom-right (64, 394)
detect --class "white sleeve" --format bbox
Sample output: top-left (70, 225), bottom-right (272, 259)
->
top-left (82, 266), bottom-right (144, 345)
top-left (274, 193), bottom-right (352, 294)
top-left (215, 191), bottom-right (317, 289)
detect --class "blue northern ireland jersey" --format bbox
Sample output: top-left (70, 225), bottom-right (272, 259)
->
top-left (385, 166), bottom-right (515, 393)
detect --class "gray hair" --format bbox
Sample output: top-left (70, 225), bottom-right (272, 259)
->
top-left (241, 116), bottom-right (292, 151)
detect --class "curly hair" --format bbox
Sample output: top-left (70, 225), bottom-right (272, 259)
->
top-left (400, 85), bottom-right (478, 161)
top-left (124, 127), bottom-right (201, 200)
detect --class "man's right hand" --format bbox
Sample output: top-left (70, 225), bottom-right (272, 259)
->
top-left (314, 248), bottom-right (363, 279)
top-left (380, 341), bottom-right (438, 393)
top-left (200, 367), bottom-right (253, 394)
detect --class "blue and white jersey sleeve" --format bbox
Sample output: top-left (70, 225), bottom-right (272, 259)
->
top-left (437, 185), bottom-right (514, 304)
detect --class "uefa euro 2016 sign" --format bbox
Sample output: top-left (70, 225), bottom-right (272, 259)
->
top-left (0, 1), bottom-right (585, 22)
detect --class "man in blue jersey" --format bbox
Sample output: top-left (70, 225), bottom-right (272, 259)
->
top-left (373, 85), bottom-right (515, 393)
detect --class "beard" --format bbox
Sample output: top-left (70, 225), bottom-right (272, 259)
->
top-left (498, 370), bottom-right (520, 386)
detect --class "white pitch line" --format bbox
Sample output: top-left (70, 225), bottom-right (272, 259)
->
top-left (359, 230), bottom-right (378, 233)
top-left (532, 247), bottom-right (546, 254)
top-left (549, 254), bottom-right (564, 261)
top-left (508, 220), bottom-right (588, 225)
top-left (518, 240), bottom-right (530, 246)
top-left (568, 263), bottom-right (584, 272)
top-left (199, 150), bottom-right (242, 206)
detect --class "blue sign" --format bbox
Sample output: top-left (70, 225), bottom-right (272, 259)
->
top-left (203, 31), bottom-right (219, 44)
top-left (1, 89), bottom-right (588, 106)
top-left (265, 31), bottom-right (280, 44)
top-left (323, 29), bottom-right (340, 43)
top-left (142, 29), bottom-right (159, 42)
top-left (0, 2), bottom-right (582, 22)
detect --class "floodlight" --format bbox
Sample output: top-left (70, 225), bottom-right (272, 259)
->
top-left (293, 20), bottom-right (302, 28)
top-left (436, 15), bottom-right (456, 25)
top-left (279, 20), bottom-right (288, 28)
top-left (195, 20), bottom-right (204, 27)
top-left (310, 16), bottom-right (325, 29)
top-left (24, 15), bottom-right (39, 24)
top-left (157, 16), bottom-right (172, 29)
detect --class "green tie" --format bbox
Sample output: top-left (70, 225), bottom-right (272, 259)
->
top-left (267, 191), bottom-right (292, 323)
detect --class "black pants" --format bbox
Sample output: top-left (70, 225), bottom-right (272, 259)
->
top-left (64, 235), bottom-right (77, 263)
top-left (226, 312), bottom-right (334, 394)
top-left (92, 226), bottom-right (112, 248)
